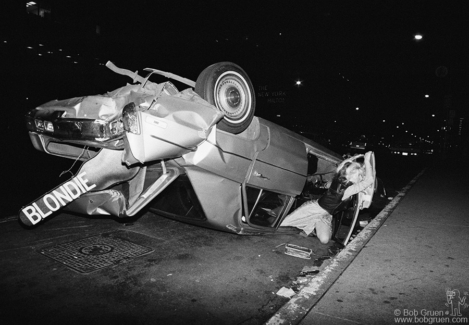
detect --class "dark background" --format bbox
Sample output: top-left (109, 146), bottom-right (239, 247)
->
top-left (2, 1), bottom-right (468, 215)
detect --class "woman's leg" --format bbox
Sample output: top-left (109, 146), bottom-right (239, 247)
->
top-left (280, 201), bottom-right (317, 233)
top-left (315, 218), bottom-right (332, 244)
top-left (281, 201), bottom-right (329, 237)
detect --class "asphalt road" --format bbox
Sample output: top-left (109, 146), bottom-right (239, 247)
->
top-left (0, 155), bottom-right (428, 325)
top-left (1, 211), bottom-right (338, 324)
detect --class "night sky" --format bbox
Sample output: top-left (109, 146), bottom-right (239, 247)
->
top-left (62, 1), bottom-right (469, 140)
top-left (7, 1), bottom-right (469, 140)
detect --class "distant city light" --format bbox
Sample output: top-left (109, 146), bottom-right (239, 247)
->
top-left (383, 120), bottom-right (386, 122)
top-left (295, 80), bottom-right (302, 87)
top-left (414, 34), bottom-right (423, 40)
top-left (425, 94), bottom-right (429, 98)
top-left (355, 107), bottom-right (359, 111)
top-left (432, 114), bottom-right (435, 117)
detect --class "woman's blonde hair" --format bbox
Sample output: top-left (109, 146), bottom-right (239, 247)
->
top-left (336, 161), bottom-right (364, 183)
top-left (345, 162), bottom-right (365, 182)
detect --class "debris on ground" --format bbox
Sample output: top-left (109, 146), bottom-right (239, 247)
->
top-left (276, 287), bottom-right (296, 298)
top-left (300, 265), bottom-right (320, 276)
top-left (284, 244), bottom-right (312, 259)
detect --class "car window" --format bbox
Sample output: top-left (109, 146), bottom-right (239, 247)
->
top-left (245, 186), bottom-right (290, 227)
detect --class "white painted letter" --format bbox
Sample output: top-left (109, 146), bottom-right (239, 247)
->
top-left (44, 194), bottom-right (60, 212)
top-left (21, 205), bottom-right (42, 225)
top-left (63, 181), bottom-right (81, 199)
top-left (73, 176), bottom-right (86, 192)
top-left (52, 187), bottom-right (72, 205)
top-left (33, 202), bottom-right (52, 218)
top-left (77, 172), bottom-right (96, 191)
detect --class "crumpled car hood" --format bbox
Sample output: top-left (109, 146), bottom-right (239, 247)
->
top-left (26, 65), bottom-right (224, 152)
top-left (122, 87), bottom-right (224, 164)
top-left (35, 82), bottom-right (164, 121)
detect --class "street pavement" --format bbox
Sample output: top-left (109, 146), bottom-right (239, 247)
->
top-left (2, 155), bottom-right (467, 325)
top-left (267, 156), bottom-right (469, 324)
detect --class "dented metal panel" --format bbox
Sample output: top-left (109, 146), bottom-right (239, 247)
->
top-left (20, 60), bottom-right (354, 236)
top-left (215, 117), bottom-right (269, 159)
top-left (181, 118), bottom-right (269, 184)
top-left (182, 136), bottom-right (252, 184)
top-left (124, 90), bottom-right (224, 163)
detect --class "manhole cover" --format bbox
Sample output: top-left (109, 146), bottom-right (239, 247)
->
top-left (39, 232), bottom-right (154, 274)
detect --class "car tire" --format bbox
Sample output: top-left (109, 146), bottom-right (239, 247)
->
top-left (195, 62), bottom-right (256, 134)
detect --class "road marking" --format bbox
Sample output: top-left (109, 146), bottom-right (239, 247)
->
top-left (0, 216), bottom-right (18, 224)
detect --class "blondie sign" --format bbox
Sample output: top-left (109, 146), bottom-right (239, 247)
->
top-left (20, 172), bottom-right (96, 226)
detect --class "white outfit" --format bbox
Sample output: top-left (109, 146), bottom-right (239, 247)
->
top-left (280, 156), bottom-right (374, 236)
top-left (280, 200), bottom-right (332, 235)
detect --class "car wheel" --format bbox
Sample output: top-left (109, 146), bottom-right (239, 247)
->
top-left (195, 62), bottom-right (256, 134)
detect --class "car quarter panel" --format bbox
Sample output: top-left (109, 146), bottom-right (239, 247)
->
top-left (184, 167), bottom-right (243, 232)
top-left (247, 121), bottom-right (308, 196)
top-left (181, 117), bottom-right (269, 184)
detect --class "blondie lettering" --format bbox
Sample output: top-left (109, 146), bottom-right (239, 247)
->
top-left (20, 172), bottom-right (96, 226)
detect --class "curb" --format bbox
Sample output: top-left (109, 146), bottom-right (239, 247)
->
top-left (265, 169), bottom-right (427, 325)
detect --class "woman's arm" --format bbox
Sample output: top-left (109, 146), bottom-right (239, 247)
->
top-left (336, 154), bottom-right (364, 173)
top-left (342, 151), bottom-right (374, 200)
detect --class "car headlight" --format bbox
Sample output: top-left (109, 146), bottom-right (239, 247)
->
top-left (45, 121), bottom-right (54, 132)
top-left (122, 102), bottom-right (140, 135)
top-left (35, 119), bottom-right (44, 130)
top-left (34, 119), bottom-right (54, 132)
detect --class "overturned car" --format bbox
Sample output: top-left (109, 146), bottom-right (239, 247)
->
top-left (20, 61), bottom-right (376, 245)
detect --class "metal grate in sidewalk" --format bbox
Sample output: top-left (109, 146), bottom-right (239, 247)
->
top-left (39, 232), bottom-right (154, 274)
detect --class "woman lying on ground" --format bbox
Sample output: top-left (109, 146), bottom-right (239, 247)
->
top-left (280, 151), bottom-right (374, 244)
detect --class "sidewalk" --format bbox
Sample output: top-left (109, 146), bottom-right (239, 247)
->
top-left (268, 158), bottom-right (469, 324)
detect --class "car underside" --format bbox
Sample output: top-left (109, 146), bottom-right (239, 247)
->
top-left (20, 61), bottom-right (374, 246)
